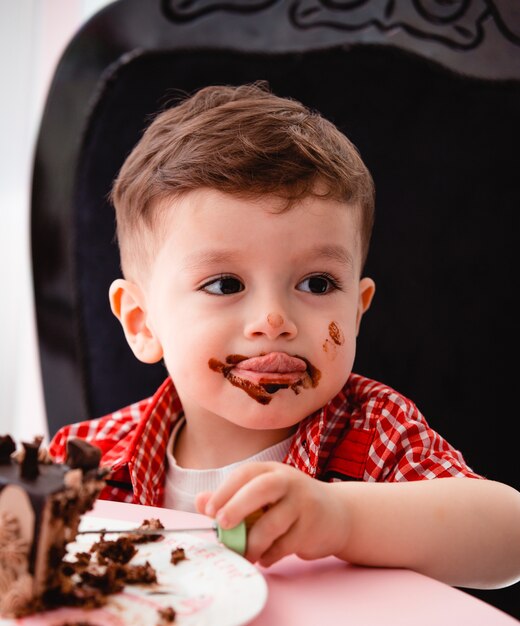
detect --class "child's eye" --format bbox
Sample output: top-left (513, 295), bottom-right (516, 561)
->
top-left (297, 274), bottom-right (340, 294)
top-left (200, 275), bottom-right (245, 295)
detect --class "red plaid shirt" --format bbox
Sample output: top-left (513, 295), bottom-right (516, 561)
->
top-left (49, 373), bottom-right (481, 506)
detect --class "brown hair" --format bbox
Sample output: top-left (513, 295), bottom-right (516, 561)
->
top-left (111, 82), bottom-right (375, 278)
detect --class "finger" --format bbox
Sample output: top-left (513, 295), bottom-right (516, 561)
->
top-left (258, 529), bottom-right (298, 568)
top-left (245, 496), bottom-right (296, 563)
top-left (204, 462), bottom-right (278, 518)
top-left (194, 491), bottom-right (213, 515)
top-left (215, 469), bottom-right (289, 529)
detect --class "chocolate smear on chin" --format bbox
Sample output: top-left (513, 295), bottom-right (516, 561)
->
top-left (208, 354), bottom-right (321, 403)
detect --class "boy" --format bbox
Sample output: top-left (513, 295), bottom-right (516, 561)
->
top-left (49, 83), bottom-right (520, 589)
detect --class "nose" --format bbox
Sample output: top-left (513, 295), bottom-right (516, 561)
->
top-left (244, 310), bottom-right (298, 340)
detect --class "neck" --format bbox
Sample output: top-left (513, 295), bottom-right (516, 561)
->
top-left (174, 414), bottom-right (296, 470)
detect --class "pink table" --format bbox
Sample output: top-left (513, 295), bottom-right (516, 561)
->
top-left (89, 500), bottom-right (518, 626)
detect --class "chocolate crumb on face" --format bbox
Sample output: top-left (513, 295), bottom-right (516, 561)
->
top-left (323, 321), bottom-right (345, 359)
top-left (170, 547), bottom-right (186, 565)
top-left (328, 321), bottom-right (344, 346)
top-left (267, 313), bottom-right (284, 328)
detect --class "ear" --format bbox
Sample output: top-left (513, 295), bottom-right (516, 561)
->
top-left (109, 279), bottom-right (163, 364)
top-left (356, 277), bottom-right (375, 335)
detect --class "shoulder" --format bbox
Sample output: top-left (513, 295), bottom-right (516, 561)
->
top-left (341, 372), bottom-right (424, 429)
top-left (48, 395), bottom-right (153, 463)
top-left (339, 373), bottom-right (481, 480)
top-left (319, 374), bottom-right (421, 479)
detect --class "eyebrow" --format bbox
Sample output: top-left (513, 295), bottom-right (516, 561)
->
top-left (182, 249), bottom-right (240, 271)
top-left (182, 244), bottom-right (354, 271)
top-left (309, 244), bottom-right (354, 268)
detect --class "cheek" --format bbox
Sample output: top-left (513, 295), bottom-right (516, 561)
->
top-left (167, 320), bottom-right (240, 397)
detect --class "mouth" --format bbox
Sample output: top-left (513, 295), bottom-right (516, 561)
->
top-left (208, 352), bottom-right (321, 404)
top-left (231, 352), bottom-right (308, 387)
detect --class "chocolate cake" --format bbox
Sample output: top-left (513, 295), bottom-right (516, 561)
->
top-left (0, 435), bottom-right (106, 617)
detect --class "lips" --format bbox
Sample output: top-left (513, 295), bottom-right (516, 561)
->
top-left (231, 352), bottom-right (307, 385)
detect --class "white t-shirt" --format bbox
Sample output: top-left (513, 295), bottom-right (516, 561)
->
top-left (163, 418), bottom-right (292, 513)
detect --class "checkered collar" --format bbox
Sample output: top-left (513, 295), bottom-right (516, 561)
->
top-left (113, 377), bottom-right (350, 505)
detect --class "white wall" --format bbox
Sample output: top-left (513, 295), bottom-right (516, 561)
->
top-left (0, 0), bottom-right (113, 442)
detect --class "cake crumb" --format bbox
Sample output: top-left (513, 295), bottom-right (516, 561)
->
top-left (157, 605), bottom-right (176, 624)
top-left (170, 547), bottom-right (186, 565)
top-left (124, 518), bottom-right (165, 544)
top-left (90, 536), bottom-right (137, 564)
top-left (123, 560), bottom-right (157, 584)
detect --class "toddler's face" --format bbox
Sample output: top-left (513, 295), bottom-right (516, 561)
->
top-left (127, 189), bottom-right (374, 433)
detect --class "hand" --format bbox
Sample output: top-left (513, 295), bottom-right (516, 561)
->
top-left (195, 462), bottom-right (350, 566)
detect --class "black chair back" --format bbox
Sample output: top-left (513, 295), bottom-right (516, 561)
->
top-left (32, 3), bottom-right (519, 614)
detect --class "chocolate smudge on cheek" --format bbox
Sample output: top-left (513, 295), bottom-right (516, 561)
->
top-left (328, 321), bottom-right (344, 346)
top-left (208, 355), bottom-right (321, 403)
top-left (322, 321), bottom-right (344, 360)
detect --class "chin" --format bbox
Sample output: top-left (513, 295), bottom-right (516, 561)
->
top-left (232, 397), bottom-right (311, 430)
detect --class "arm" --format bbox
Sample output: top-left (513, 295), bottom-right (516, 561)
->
top-left (196, 462), bottom-right (520, 589)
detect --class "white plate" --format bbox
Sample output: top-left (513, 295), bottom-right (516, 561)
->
top-left (2, 517), bottom-right (267, 626)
